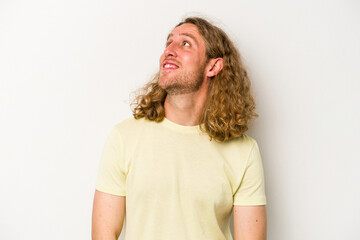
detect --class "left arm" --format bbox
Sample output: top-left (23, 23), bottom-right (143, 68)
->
top-left (233, 205), bottom-right (267, 240)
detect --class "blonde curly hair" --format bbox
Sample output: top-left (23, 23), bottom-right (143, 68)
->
top-left (132, 17), bottom-right (258, 142)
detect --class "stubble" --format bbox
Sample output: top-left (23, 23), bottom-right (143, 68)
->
top-left (158, 65), bottom-right (206, 95)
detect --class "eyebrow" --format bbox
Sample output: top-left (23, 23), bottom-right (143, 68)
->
top-left (166, 33), bottom-right (199, 45)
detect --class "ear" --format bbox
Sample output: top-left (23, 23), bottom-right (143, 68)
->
top-left (206, 58), bottom-right (223, 78)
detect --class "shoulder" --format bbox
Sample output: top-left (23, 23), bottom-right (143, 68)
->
top-left (225, 133), bottom-right (258, 151)
top-left (113, 117), bottom-right (147, 131)
top-left (238, 134), bottom-right (257, 145)
top-left (212, 133), bottom-right (259, 162)
top-left (112, 117), bottom-right (156, 139)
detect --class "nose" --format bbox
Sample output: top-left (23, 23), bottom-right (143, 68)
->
top-left (164, 42), bottom-right (177, 58)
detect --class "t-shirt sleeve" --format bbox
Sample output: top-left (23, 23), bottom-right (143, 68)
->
top-left (233, 140), bottom-right (266, 205)
top-left (95, 126), bottom-right (126, 196)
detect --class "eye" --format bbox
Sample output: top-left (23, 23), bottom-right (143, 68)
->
top-left (183, 41), bottom-right (190, 47)
top-left (165, 41), bottom-right (172, 47)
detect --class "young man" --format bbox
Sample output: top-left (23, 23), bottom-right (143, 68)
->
top-left (92, 17), bottom-right (267, 240)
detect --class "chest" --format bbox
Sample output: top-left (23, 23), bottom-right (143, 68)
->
top-left (125, 135), bottom-right (234, 211)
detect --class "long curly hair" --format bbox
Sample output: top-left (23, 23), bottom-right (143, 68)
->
top-left (132, 17), bottom-right (258, 142)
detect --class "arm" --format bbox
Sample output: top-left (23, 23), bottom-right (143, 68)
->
top-left (92, 190), bottom-right (126, 240)
top-left (233, 205), bottom-right (267, 240)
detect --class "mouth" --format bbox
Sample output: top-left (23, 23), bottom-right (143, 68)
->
top-left (162, 61), bottom-right (179, 71)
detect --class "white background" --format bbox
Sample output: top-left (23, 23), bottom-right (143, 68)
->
top-left (0, 0), bottom-right (359, 239)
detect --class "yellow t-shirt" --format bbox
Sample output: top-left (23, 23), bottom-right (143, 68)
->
top-left (96, 117), bottom-right (266, 240)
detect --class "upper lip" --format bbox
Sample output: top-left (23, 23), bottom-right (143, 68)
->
top-left (162, 60), bottom-right (179, 68)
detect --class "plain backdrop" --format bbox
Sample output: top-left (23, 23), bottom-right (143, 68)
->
top-left (0, 0), bottom-right (359, 239)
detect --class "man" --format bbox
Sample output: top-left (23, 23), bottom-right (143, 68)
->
top-left (92, 17), bottom-right (267, 240)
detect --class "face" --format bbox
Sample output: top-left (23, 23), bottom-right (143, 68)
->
top-left (158, 23), bottom-right (208, 95)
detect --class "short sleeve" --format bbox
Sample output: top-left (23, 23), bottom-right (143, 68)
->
top-left (95, 126), bottom-right (126, 196)
top-left (233, 141), bottom-right (266, 205)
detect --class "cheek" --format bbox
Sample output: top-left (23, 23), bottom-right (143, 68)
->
top-left (182, 55), bottom-right (195, 65)
top-left (159, 53), bottom-right (165, 65)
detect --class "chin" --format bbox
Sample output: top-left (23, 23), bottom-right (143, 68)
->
top-left (158, 76), bottom-right (173, 89)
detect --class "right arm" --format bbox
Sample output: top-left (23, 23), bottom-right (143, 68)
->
top-left (92, 190), bottom-right (126, 240)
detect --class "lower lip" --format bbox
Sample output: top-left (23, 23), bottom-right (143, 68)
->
top-left (163, 67), bottom-right (178, 72)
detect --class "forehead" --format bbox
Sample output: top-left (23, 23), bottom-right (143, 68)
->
top-left (167, 23), bottom-right (203, 41)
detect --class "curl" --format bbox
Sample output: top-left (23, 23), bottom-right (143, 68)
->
top-left (131, 17), bottom-right (258, 142)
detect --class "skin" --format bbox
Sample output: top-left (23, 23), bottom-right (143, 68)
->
top-left (92, 191), bottom-right (125, 240)
top-left (233, 205), bottom-right (267, 240)
top-left (92, 23), bottom-right (266, 240)
top-left (158, 23), bottom-right (223, 126)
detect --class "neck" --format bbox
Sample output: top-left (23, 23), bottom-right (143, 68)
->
top-left (164, 80), bottom-right (210, 126)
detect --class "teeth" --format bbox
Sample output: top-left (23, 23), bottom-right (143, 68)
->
top-left (164, 64), bottom-right (177, 69)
